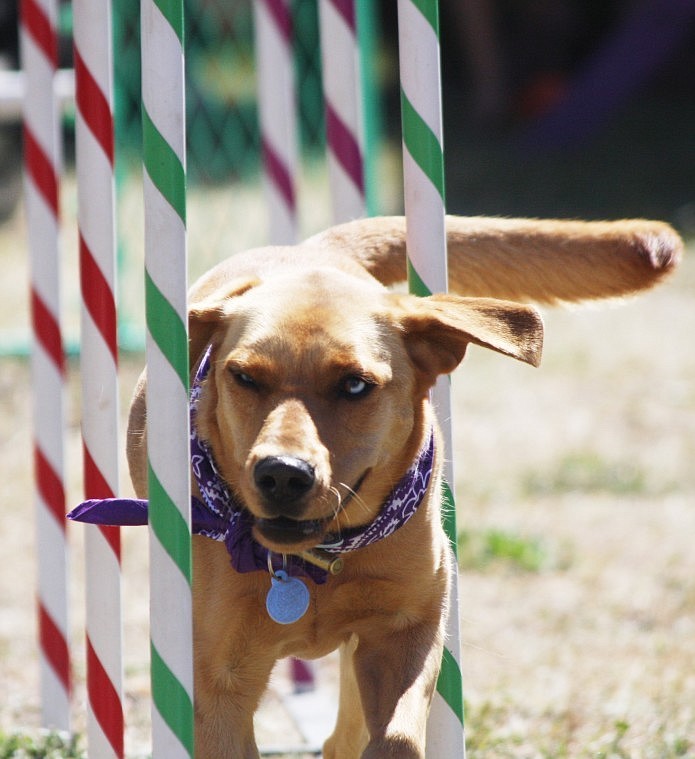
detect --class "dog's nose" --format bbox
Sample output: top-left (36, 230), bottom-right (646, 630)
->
top-left (254, 456), bottom-right (315, 505)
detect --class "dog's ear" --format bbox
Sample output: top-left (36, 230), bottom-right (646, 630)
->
top-left (394, 294), bottom-right (543, 388)
top-left (188, 277), bottom-right (259, 364)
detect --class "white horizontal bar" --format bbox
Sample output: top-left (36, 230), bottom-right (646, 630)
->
top-left (0, 68), bottom-right (74, 121)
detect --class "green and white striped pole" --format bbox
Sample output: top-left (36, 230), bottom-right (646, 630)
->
top-left (141, 0), bottom-right (194, 756)
top-left (397, 1), bottom-right (466, 756)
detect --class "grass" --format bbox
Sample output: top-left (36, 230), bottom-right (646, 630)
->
top-left (458, 528), bottom-right (558, 573)
top-left (3, 720), bottom-right (692, 759)
top-left (464, 705), bottom-right (694, 759)
top-left (520, 451), bottom-right (650, 498)
top-left (0, 731), bottom-right (83, 759)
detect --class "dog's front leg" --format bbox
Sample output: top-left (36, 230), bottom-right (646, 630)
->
top-left (324, 637), bottom-right (370, 759)
top-left (193, 654), bottom-right (274, 759)
top-left (352, 622), bottom-right (444, 759)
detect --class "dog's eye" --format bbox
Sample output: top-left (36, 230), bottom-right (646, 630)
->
top-left (232, 371), bottom-right (258, 390)
top-left (340, 375), bottom-right (374, 399)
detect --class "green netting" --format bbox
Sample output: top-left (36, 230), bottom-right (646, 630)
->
top-left (113, 0), bottom-right (324, 184)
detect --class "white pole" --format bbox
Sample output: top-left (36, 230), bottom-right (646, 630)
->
top-left (318, 0), bottom-right (367, 222)
top-left (253, 0), bottom-right (299, 244)
top-left (141, 0), bottom-right (194, 755)
top-left (74, 0), bottom-right (124, 753)
top-left (397, 0), bottom-right (466, 755)
top-left (21, 0), bottom-right (71, 729)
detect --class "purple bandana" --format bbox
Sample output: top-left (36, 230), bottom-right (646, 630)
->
top-left (68, 345), bottom-right (435, 583)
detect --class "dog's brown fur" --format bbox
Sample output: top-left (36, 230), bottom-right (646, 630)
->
top-left (127, 216), bottom-right (681, 758)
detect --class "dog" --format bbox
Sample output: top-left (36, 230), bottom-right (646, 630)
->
top-left (82, 215), bottom-right (681, 758)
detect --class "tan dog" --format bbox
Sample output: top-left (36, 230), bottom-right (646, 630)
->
top-left (125, 215), bottom-right (681, 758)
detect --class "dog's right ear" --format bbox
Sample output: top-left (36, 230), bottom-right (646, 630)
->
top-left (188, 277), bottom-right (259, 364)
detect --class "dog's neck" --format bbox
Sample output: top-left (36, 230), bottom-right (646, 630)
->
top-left (68, 346), bottom-right (436, 585)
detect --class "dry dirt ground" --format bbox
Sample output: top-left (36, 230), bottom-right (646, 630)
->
top-left (1, 181), bottom-right (694, 757)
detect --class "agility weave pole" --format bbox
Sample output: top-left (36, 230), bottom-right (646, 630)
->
top-left (318, 0), bottom-right (367, 222)
top-left (397, 0), bottom-right (466, 756)
top-left (20, 0), bottom-right (71, 731)
top-left (73, 0), bottom-right (125, 755)
top-left (140, 0), bottom-right (194, 756)
top-left (254, 0), bottom-right (299, 246)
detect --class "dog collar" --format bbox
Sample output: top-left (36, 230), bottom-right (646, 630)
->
top-left (68, 345), bottom-right (435, 584)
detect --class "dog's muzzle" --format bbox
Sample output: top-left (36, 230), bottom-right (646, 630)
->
top-left (252, 456), bottom-right (325, 546)
top-left (253, 456), bottom-right (316, 515)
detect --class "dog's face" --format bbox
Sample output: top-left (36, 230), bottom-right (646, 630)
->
top-left (191, 266), bottom-right (543, 553)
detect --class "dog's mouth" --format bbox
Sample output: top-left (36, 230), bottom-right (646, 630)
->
top-left (251, 470), bottom-right (371, 550)
top-left (253, 516), bottom-right (328, 547)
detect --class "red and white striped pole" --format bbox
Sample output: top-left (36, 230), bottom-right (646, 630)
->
top-left (73, 0), bottom-right (124, 755)
top-left (253, 0), bottom-right (298, 245)
top-left (20, 0), bottom-right (70, 729)
top-left (318, 0), bottom-right (367, 222)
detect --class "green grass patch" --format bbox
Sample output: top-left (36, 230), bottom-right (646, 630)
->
top-left (458, 528), bottom-right (556, 573)
top-left (521, 451), bottom-right (649, 498)
top-left (0, 731), bottom-right (84, 759)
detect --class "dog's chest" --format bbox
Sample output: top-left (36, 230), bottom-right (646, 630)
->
top-left (266, 570), bottom-right (417, 653)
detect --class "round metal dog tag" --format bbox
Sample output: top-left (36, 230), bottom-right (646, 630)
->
top-left (266, 570), bottom-right (310, 624)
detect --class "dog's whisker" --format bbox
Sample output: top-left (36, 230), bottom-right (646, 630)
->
top-left (336, 482), bottom-right (370, 519)
top-left (328, 486), bottom-right (344, 519)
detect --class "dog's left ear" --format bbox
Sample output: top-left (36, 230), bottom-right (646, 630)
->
top-left (394, 294), bottom-right (543, 387)
top-left (188, 276), bottom-right (259, 365)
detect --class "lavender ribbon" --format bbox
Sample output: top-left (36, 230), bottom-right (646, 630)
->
top-left (68, 345), bottom-right (435, 583)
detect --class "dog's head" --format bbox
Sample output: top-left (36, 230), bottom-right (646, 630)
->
top-left (190, 266), bottom-right (542, 553)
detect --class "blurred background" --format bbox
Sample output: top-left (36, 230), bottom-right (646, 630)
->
top-left (1, 0), bottom-right (694, 350)
top-left (1, 0), bottom-right (694, 223)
